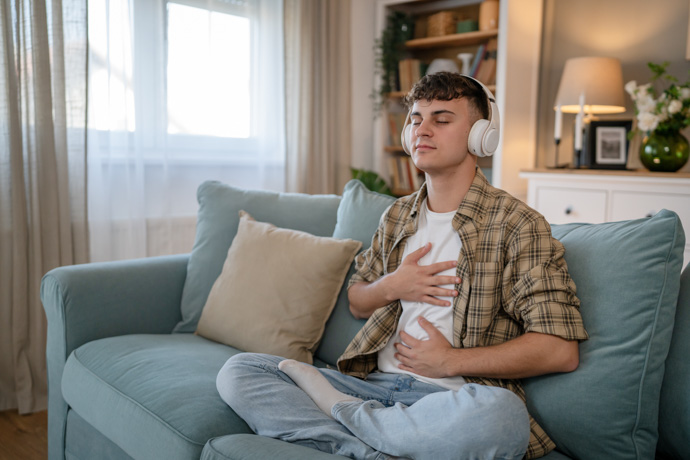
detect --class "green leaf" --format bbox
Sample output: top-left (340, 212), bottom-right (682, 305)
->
top-left (350, 168), bottom-right (395, 196)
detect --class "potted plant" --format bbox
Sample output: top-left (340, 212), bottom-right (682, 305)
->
top-left (626, 62), bottom-right (690, 172)
top-left (372, 11), bottom-right (414, 115)
top-left (350, 168), bottom-right (394, 196)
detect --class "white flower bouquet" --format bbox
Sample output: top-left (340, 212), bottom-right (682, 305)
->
top-left (626, 62), bottom-right (690, 136)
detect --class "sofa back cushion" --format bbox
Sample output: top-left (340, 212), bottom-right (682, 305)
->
top-left (195, 211), bottom-right (361, 364)
top-left (523, 209), bottom-right (685, 460)
top-left (175, 181), bottom-right (341, 333)
top-left (657, 263), bottom-right (690, 459)
top-left (314, 180), bottom-right (396, 365)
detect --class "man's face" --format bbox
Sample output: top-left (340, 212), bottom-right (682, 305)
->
top-left (406, 98), bottom-right (475, 174)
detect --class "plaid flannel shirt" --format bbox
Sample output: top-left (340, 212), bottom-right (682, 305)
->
top-left (337, 169), bottom-right (588, 459)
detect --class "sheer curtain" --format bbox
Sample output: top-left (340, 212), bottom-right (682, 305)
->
top-left (87, 0), bottom-right (285, 262)
top-left (0, 0), bottom-right (89, 413)
top-left (284, 0), bottom-right (352, 195)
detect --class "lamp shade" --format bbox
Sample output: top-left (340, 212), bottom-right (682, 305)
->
top-left (555, 57), bottom-right (626, 114)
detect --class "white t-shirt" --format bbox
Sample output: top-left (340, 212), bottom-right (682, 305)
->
top-left (377, 199), bottom-right (467, 391)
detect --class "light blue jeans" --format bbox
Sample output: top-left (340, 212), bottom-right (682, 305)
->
top-left (216, 353), bottom-right (530, 460)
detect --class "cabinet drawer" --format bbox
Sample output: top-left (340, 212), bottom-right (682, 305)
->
top-left (535, 187), bottom-right (607, 224)
top-left (611, 191), bottom-right (690, 228)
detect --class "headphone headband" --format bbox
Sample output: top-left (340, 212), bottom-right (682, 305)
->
top-left (401, 74), bottom-right (500, 158)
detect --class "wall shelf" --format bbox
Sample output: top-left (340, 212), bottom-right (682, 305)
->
top-left (405, 29), bottom-right (498, 49)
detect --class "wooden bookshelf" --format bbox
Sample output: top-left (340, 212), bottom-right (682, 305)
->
top-left (405, 29), bottom-right (498, 49)
top-left (389, 86), bottom-right (495, 98)
top-left (377, 3), bottom-right (501, 197)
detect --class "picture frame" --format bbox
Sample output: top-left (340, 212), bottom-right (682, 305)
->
top-left (584, 119), bottom-right (632, 170)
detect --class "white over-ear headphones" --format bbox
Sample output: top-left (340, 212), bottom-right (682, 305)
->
top-left (401, 74), bottom-right (500, 158)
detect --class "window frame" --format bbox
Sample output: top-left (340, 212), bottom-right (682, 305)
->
top-left (92, 0), bottom-right (283, 163)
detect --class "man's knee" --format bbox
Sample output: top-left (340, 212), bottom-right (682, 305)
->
top-left (216, 353), bottom-right (281, 406)
top-left (457, 385), bottom-right (530, 459)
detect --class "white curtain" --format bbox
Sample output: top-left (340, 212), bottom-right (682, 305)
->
top-left (284, 0), bottom-right (352, 195)
top-left (87, 0), bottom-right (285, 262)
top-left (0, 0), bottom-right (89, 413)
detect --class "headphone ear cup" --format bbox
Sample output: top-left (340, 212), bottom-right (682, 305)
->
top-left (482, 127), bottom-right (499, 156)
top-left (468, 119), bottom-right (489, 157)
top-left (401, 111), bottom-right (412, 156)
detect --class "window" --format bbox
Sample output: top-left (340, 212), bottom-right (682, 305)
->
top-left (87, 0), bottom-right (285, 163)
top-left (166, 2), bottom-right (250, 139)
top-left (86, 0), bottom-right (285, 262)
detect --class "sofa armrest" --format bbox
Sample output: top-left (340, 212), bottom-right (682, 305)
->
top-left (42, 253), bottom-right (189, 354)
top-left (41, 253), bottom-right (189, 460)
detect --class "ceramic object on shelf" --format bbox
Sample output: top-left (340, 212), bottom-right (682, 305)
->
top-left (426, 58), bottom-right (459, 76)
top-left (479, 0), bottom-right (499, 30)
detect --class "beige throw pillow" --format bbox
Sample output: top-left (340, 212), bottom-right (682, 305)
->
top-left (196, 211), bottom-right (362, 364)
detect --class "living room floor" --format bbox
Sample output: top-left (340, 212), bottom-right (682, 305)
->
top-left (0, 410), bottom-right (47, 460)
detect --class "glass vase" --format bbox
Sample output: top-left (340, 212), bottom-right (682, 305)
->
top-left (639, 130), bottom-right (690, 172)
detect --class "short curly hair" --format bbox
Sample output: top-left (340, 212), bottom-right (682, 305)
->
top-left (404, 72), bottom-right (490, 123)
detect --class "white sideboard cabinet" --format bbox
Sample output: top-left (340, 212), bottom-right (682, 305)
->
top-left (520, 169), bottom-right (690, 267)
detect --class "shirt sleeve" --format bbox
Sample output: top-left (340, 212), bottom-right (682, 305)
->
top-left (502, 215), bottom-right (589, 341)
top-left (348, 210), bottom-right (389, 288)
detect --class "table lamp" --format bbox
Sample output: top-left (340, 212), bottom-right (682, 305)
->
top-left (554, 57), bottom-right (626, 168)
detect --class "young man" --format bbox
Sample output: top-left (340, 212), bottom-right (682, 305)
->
top-left (217, 72), bottom-right (588, 460)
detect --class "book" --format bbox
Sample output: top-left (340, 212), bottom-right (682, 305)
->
top-left (475, 38), bottom-right (497, 85)
top-left (388, 157), bottom-right (401, 189)
top-left (469, 43), bottom-right (487, 77)
top-left (398, 59), bottom-right (422, 92)
top-left (387, 112), bottom-right (406, 147)
top-left (403, 157), bottom-right (415, 191)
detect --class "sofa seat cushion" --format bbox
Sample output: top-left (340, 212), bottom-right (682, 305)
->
top-left (201, 434), bottom-right (338, 460)
top-left (62, 334), bottom-right (251, 460)
top-left (199, 434), bottom-right (575, 460)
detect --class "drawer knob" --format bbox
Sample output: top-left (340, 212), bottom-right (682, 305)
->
top-left (565, 206), bottom-right (573, 215)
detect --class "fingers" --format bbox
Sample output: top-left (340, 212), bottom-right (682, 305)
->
top-left (423, 260), bottom-right (459, 276)
top-left (433, 275), bottom-right (462, 286)
top-left (422, 294), bottom-right (453, 307)
top-left (399, 329), bottom-right (419, 347)
top-left (405, 242), bottom-right (432, 264)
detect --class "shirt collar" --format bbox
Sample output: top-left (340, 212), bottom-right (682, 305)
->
top-left (409, 167), bottom-right (491, 224)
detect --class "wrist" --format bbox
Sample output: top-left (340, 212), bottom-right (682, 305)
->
top-left (377, 273), bottom-right (397, 304)
top-left (442, 347), bottom-right (464, 378)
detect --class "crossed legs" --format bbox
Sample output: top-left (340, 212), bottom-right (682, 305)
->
top-left (218, 353), bottom-right (530, 460)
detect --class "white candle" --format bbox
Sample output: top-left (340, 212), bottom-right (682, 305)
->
top-left (574, 93), bottom-right (585, 150)
top-left (555, 105), bottom-right (562, 141)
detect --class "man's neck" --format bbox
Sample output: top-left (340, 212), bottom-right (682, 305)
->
top-left (424, 158), bottom-right (477, 213)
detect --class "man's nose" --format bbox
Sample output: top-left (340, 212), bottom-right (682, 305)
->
top-left (415, 120), bottom-right (432, 137)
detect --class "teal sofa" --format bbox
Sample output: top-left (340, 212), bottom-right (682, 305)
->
top-left (42, 180), bottom-right (689, 460)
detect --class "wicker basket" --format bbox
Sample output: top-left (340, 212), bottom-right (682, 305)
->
top-left (427, 11), bottom-right (457, 37)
